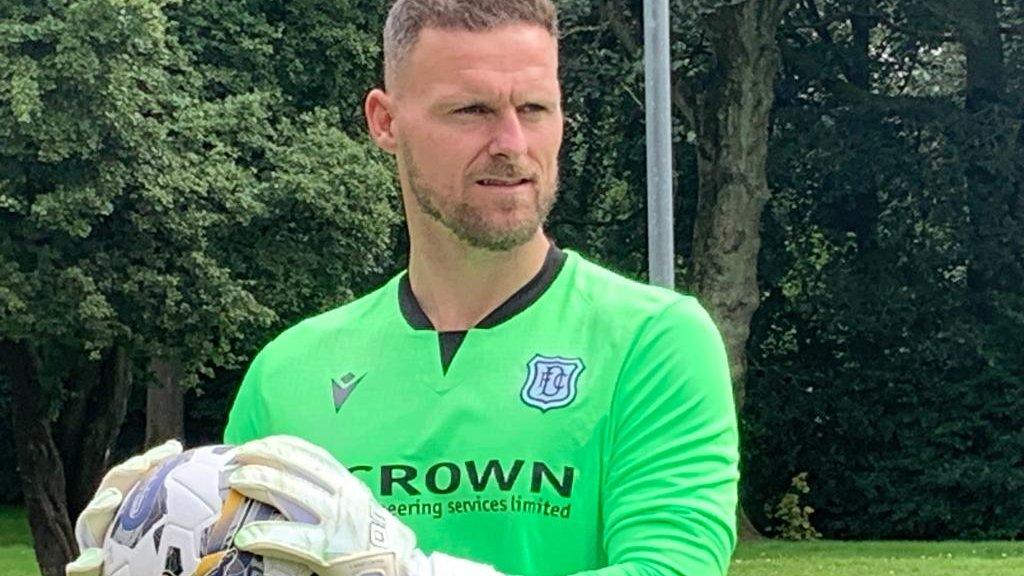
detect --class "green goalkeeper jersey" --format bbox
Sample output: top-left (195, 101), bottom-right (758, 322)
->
top-left (225, 247), bottom-right (739, 576)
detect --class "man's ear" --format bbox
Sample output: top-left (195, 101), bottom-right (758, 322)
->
top-left (365, 88), bottom-right (397, 153)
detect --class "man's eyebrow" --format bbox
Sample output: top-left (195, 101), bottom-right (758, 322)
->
top-left (429, 99), bottom-right (489, 114)
top-left (516, 95), bottom-right (559, 106)
top-left (433, 90), bottom-right (496, 104)
top-left (441, 98), bottom-right (491, 106)
top-left (437, 92), bottom-right (558, 106)
top-left (426, 86), bottom-right (560, 114)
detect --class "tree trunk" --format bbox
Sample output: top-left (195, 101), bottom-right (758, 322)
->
top-left (848, 0), bottom-right (875, 91)
top-left (0, 340), bottom-right (75, 576)
top-left (960, 0), bottom-right (1006, 112)
top-left (55, 346), bottom-right (134, 525)
top-left (0, 341), bottom-right (134, 576)
top-left (955, 0), bottom-right (1020, 315)
top-left (690, 0), bottom-right (791, 539)
top-left (692, 0), bottom-right (788, 414)
top-left (146, 358), bottom-right (185, 448)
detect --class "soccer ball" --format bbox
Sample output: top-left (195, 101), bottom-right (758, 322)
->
top-left (103, 444), bottom-right (309, 576)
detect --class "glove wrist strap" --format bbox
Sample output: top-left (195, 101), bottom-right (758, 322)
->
top-left (321, 550), bottom-right (400, 576)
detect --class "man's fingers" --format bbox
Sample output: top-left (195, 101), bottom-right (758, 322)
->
top-left (74, 488), bottom-right (123, 548)
top-left (72, 440), bottom-right (183, 554)
top-left (234, 435), bottom-right (348, 491)
top-left (229, 464), bottom-right (334, 524)
top-left (234, 521), bottom-right (331, 568)
top-left (65, 547), bottom-right (104, 576)
top-left (98, 439), bottom-right (183, 493)
top-left (99, 454), bottom-right (153, 493)
top-left (141, 438), bottom-right (184, 461)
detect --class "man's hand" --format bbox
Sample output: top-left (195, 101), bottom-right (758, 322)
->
top-left (229, 436), bottom-right (501, 576)
top-left (65, 439), bottom-right (184, 576)
top-left (228, 435), bottom-right (417, 576)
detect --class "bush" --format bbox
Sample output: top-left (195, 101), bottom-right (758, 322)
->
top-left (764, 473), bottom-right (822, 541)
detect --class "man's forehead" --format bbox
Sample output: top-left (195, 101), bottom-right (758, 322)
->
top-left (415, 25), bottom-right (556, 57)
top-left (431, 64), bottom-right (558, 96)
top-left (392, 24), bottom-right (558, 93)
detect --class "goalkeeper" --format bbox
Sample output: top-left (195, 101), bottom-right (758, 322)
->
top-left (67, 1), bottom-right (739, 575)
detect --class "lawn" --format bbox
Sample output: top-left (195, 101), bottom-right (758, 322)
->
top-left (0, 506), bottom-right (37, 576)
top-left (2, 506), bottom-right (1023, 575)
top-left (731, 539), bottom-right (1024, 576)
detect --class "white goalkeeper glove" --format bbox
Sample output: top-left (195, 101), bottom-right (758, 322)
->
top-left (65, 439), bottom-right (184, 576)
top-left (229, 435), bottom-right (504, 576)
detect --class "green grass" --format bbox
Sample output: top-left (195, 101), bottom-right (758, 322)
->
top-left (731, 540), bottom-right (1024, 576)
top-left (0, 506), bottom-right (38, 576)
top-left (2, 506), bottom-right (1023, 575)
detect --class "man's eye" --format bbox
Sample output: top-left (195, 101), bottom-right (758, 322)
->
top-left (519, 104), bottom-right (547, 114)
top-left (455, 105), bottom-right (490, 115)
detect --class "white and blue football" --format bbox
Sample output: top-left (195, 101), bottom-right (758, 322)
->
top-left (102, 444), bottom-right (308, 576)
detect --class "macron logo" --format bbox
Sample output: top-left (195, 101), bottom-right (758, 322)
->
top-left (331, 372), bottom-right (365, 413)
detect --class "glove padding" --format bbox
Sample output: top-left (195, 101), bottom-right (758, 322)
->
top-left (230, 436), bottom-right (504, 576)
top-left (65, 439), bottom-right (184, 576)
top-left (229, 435), bottom-right (418, 576)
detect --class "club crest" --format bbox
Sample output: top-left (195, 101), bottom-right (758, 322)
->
top-left (521, 355), bottom-right (585, 412)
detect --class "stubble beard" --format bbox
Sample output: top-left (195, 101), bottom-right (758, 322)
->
top-left (402, 146), bottom-right (557, 252)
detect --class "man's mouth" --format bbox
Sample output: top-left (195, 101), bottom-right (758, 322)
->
top-left (476, 178), bottom-right (533, 187)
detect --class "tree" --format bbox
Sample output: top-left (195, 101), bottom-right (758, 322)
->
top-left (0, 2), bottom-right (399, 573)
top-left (597, 0), bottom-right (793, 538)
top-left (687, 0), bottom-right (794, 416)
top-left (141, 0), bottom-right (396, 448)
top-left (145, 359), bottom-right (184, 447)
top-left (742, 0), bottom-right (1024, 538)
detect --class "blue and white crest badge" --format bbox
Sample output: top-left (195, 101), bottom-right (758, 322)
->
top-left (521, 355), bottom-right (585, 412)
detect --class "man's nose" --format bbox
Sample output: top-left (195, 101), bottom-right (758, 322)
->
top-left (488, 109), bottom-right (528, 159)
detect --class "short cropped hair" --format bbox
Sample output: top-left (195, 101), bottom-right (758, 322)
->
top-left (383, 0), bottom-right (558, 87)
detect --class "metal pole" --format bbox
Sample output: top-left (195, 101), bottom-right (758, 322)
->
top-left (644, 0), bottom-right (675, 289)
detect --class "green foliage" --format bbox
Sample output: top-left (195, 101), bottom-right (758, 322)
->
top-left (0, 1), bottom-right (401, 537)
top-left (166, 0), bottom-right (388, 126)
top-left (549, 1), bottom-right (650, 275)
top-left (551, 0), bottom-right (706, 278)
top-left (743, 0), bottom-right (1024, 540)
top-left (2, 0), bottom-right (264, 374)
top-left (764, 473), bottom-right (822, 541)
top-left (0, 0), bottom-right (399, 380)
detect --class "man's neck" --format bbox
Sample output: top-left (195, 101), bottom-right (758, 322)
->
top-left (407, 229), bottom-right (550, 332)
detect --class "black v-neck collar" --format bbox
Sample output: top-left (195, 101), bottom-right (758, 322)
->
top-left (398, 242), bottom-right (567, 331)
top-left (398, 243), bottom-right (568, 374)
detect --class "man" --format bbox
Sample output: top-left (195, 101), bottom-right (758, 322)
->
top-left (68, 1), bottom-right (739, 576)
